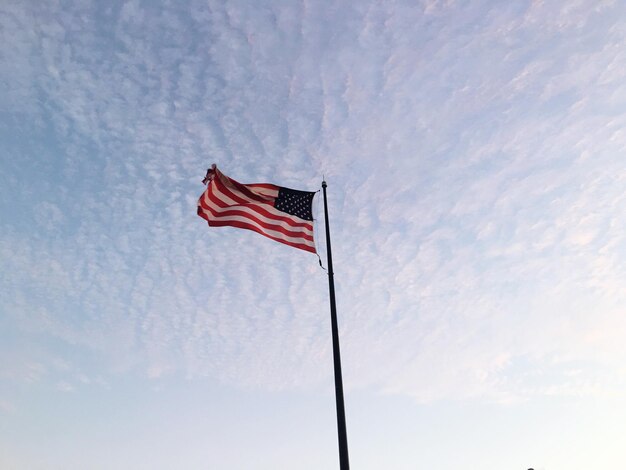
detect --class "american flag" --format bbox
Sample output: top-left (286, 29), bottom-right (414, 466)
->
top-left (197, 165), bottom-right (317, 253)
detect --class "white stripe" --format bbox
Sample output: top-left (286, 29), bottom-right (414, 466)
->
top-left (206, 186), bottom-right (314, 236)
top-left (199, 209), bottom-right (316, 248)
top-left (219, 174), bottom-right (276, 205)
top-left (201, 196), bottom-right (313, 238)
top-left (246, 184), bottom-right (280, 198)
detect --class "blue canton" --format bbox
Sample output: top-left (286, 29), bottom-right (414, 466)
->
top-left (274, 187), bottom-right (315, 221)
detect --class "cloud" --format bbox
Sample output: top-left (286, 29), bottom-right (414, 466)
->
top-left (1, 0), bottom-right (625, 407)
top-left (56, 381), bottom-right (75, 393)
top-left (0, 399), bottom-right (16, 414)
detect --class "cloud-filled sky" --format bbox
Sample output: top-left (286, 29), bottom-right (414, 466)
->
top-left (1, 0), bottom-right (625, 468)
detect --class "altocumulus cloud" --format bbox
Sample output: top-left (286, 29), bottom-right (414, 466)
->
top-left (0, 0), bottom-right (625, 403)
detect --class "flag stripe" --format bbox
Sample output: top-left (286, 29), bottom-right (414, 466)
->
top-left (198, 201), bottom-right (314, 242)
top-left (245, 184), bottom-right (280, 198)
top-left (207, 219), bottom-right (316, 253)
top-left (200, 214), bottom-right (316, 251)
top-left (217, 172), bottom-right (276, 205)
top-left (211, 174), bottom-right (274, 208)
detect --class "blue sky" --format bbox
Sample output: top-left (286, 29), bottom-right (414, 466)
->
top-left (1, 0), bottom-right (625, 468)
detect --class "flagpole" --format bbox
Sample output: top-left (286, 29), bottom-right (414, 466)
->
top-left (321, 180), bottom-right (350, 470)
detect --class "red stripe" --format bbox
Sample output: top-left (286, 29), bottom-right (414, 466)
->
top-left (198, 205), bottom-right (208, 221)
top-left (245, 184), bottom-right (279, 198)
top-left (207, 219), bottom-right (316, 253)
top-left (246, 183), bottom-right (278, 190)
top-left (213, 174), bottom-right (275, 208)
top-left (217, 172), bottom-right (276, 205)
top-left (199, 201), bottom-right (314, 242)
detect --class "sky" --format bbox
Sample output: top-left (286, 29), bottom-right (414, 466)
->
top-left (1, 0), bottom-right (625, 469)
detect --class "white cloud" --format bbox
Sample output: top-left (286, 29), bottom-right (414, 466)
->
top-left (0, 0), bottom-right (625, 408)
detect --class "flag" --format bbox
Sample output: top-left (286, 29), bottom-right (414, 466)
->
top-left (197, 165), bottom-right (317, 253)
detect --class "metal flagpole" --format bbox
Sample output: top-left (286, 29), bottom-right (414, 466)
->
top-left (321, 180), bottom-right (350, 470)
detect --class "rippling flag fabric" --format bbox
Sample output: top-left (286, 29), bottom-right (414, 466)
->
top-left (197, 165), bottom-right (316, 253)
